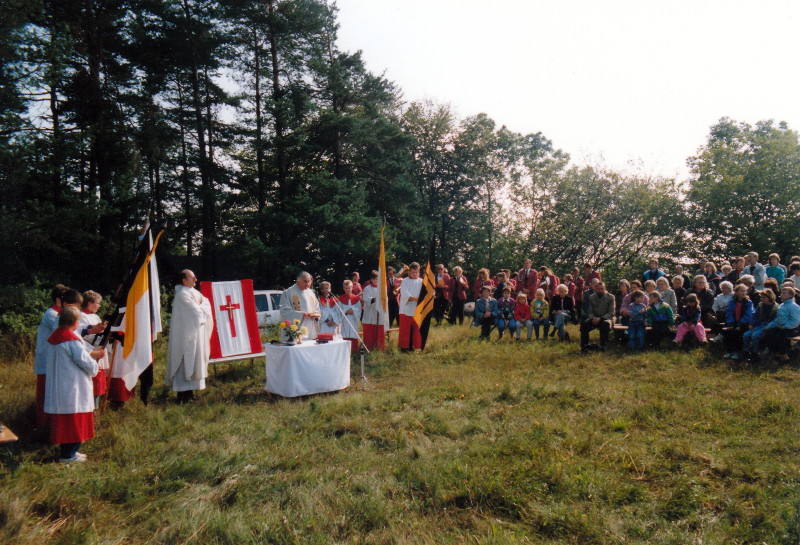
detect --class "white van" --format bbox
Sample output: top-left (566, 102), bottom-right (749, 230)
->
top-left (254, 290), bottom-right (283, 326)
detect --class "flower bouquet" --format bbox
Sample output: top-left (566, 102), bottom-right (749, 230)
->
top-left (279, 320), bottom-right (309, 344)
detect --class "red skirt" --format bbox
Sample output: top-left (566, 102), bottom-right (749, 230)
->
top-left (362, 323), bottom-right (385, 351)
top-left (108, 377), bottom-right (134, 402)
top-left (92, 368), bottom-right (108, 397)
top-left (35, 374), bottom-right (49, 428)
top-left (398, 315), bottom-right (422, 349)
top-left (49, 412), bottom-right (95, 444)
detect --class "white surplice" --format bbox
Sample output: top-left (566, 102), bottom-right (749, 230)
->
top-left (318, 295), bottom-right (342, 335)
top-left (79, 311), bottom-right (109, 370)
top-left (399, 277), bottom-right (423, 317)
top-left (44, 332), bottom-right (98, 414)
top-left (337, 295), bottom-right (362, 339)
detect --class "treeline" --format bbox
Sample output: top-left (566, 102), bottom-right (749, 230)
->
top-left (2, 0), bottom-right (800, 296)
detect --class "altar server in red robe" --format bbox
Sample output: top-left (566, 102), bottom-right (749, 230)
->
top-left (339, 280), bottom-right (362, 353)
top-left (79, 291), bottom-right (109, 408)
top-left (399, 262), bottom-right (423, 350)
top-left (34, 284), bottom-right (68, 429)
top-left (45, 306), bottom-right (105, 463)
top-left (362, 271), bottom-right (385, 351)
top-left (318, 281), bottom-right (342, 335)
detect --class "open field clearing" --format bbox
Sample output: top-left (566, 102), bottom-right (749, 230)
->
top-left (2, 325), bottom-right (800, 544)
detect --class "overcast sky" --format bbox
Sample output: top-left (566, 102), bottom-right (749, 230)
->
top-left (334, 0), bottom-right (800, 180)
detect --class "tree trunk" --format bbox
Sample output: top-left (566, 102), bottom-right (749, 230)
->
top-left (177, 81), bottom-right (193, 257)
top-left (267, 0), bottom-right (288, 205)
top-left (182, 0), bottom-right (215, 277)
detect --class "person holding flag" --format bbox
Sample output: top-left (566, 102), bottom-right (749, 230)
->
top-left (364, 226), bottom-right (392, 351)
top-left (412, 261), bottom-right (437, 350)
top-left (399, 263), bottom-right (423, 351)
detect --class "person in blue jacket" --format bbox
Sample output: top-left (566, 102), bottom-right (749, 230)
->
top-left (473, 286), bottom-right (498, 341)
top-left (643, 258), bottom-right (666, 283)
top-left (761, 287), bottom-right (800, 357)
top-left (721, 284), bottom-right (756, 359)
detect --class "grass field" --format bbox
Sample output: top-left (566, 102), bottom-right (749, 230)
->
top-left (1, 324), bottom-right (800, 544)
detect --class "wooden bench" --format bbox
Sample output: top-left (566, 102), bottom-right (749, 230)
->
top-left (613, 324), bottom-right (711, 333)
top-left (0, 423), bottom-right (19, 474)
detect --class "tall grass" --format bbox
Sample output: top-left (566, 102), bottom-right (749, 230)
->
top-left (1, 324), bottom-right (799, 544)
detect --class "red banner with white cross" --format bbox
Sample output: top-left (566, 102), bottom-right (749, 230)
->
top-left (200, 280), bottom-right (262, 360)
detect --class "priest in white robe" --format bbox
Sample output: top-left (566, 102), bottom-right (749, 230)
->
top-left (166, 270), bottom-right (214, 403)
top-left (279, 271), bottom-right (321, 340)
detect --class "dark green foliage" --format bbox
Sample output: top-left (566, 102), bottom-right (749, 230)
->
top-left (687, 117), bottom-right (800, 259)
top-left (2, 0), bottom-right (799, 301)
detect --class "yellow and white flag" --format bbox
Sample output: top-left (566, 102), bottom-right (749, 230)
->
top-left (118, 231), bottom-right (163, 389)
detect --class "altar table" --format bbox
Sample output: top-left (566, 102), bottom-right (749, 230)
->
top-left (264, 339), bottom-right (351, 397)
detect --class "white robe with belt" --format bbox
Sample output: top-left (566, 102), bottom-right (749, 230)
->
top-left (166, 285), bottom-right (213, 392)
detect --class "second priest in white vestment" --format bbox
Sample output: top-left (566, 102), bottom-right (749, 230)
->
top-left (166, 270), bottom-right (214, 397)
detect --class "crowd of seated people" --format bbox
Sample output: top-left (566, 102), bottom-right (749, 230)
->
top-left (456, 252), bottom-right (800, 362)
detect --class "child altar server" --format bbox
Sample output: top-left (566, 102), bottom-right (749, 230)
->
top-left (34, 284), bottom-right (68, 428)
top-left (339, 280), bottom-right (362, 353)
top-left (45, 306), bottom-right (105, 463)
top-left (79, 291), bottom-right (109, 408)
top-left (361, 271), bottom-right (386, 351)
top-left (318, 281), bottom-right (341, 336)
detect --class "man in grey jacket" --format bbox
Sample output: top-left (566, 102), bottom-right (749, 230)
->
top-left (580, 281), bottom-right (615, 352)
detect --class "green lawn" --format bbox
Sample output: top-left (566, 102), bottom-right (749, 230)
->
top-left (1, 325), bottom-right (800, 544)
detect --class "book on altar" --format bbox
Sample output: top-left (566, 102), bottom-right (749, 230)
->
top-left (200, 280), bottom-right (262, 360)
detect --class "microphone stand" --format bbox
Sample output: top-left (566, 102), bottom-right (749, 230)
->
top-left (332, 297), bottom-right (370, 390)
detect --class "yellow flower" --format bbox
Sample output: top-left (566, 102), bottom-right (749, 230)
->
top-left (291, 325), bottom-right (298, 331)
top-left (293, 319), bottom-right (300, 325)
top-left (280, 322), bottom-right (287, 328)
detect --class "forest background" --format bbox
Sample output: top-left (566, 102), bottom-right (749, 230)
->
top-left (2, 0), bottom-right (800, 334)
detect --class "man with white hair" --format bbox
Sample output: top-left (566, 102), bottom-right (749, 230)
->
top-left (279, 271), bottom-right (321, 340)
top-left (744, 252), bottom-right (767, 291)
top-left (166, 270), bottom-right (214, 403)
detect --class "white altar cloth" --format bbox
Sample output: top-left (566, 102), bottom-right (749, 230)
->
top-left (264, 339), bottom-right (351, 397)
